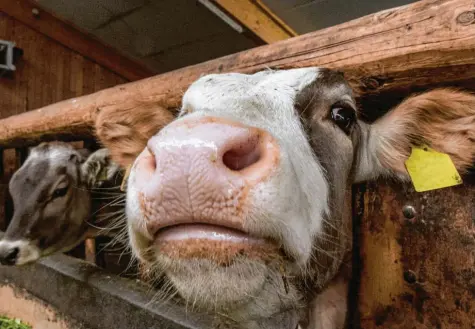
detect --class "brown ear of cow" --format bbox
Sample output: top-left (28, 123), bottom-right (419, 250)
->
top-left (95, 102), bottom-right (175, 168)
top-left (371, 88), bottom-right (475, 176)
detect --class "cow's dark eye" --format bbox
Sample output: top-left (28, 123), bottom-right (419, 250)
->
top-left (52, 186), bottom-right (68, 199)
top-left (39, 237), bottom-right (48, 248)
top-left (331, 105), bottom-right (356, 134)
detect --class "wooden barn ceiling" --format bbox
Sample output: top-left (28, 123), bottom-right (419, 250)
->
top-left (261, 0), bottom-right (419, 34)
top-left (31, 0), bottom-right (421, 75)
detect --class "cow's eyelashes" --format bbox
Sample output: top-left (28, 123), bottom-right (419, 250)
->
top-left (330, 104), bottom-right (356, 134)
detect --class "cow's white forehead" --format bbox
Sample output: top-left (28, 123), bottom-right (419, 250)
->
top-left (182, 68), bottom-right (321, 118)
top-left (27, 144), bottom-right (76, 166)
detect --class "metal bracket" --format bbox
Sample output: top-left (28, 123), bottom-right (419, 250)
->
top-left (0, 40), bottom-right (23, 72)
top-left (197, 0), bottom-right (244, 34)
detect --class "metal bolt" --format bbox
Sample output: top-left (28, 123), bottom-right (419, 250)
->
top-left (404, 270), bottom-right (417, 284)
top-left (402, 205), bottom-right (416, 219)
top-left (456, 11), bottom-right (475, 25)
top-left (32, 8), bottom-right (40, 17)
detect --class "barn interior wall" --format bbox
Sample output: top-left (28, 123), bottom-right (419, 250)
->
top-left (0, 13), bottom-right (126, 119)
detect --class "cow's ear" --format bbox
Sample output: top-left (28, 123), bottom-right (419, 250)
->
top-left (81, 148), bottom-right (121, 187)
top-left (95, 102), bottom-right (175, 169)
top-left (77, 148), bottom-right (91, 160)
top-left (354, 88), bottom-right (475, 182)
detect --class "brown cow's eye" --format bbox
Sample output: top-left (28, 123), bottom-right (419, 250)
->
top-left (52, 186), bottom-right (68, 199)
top-left (331, 105), bottom-right (356, 134)
top-left (39, 237), bottom-right (48, 248)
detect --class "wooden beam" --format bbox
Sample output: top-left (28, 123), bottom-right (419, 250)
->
top-left (0, 0), bottom-right (474, 148)
top-left (0, 0), bottom-right (155, 81)
top-left (211, 0), bottom-right (298, 43)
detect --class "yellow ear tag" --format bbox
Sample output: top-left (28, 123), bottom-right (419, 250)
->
top-left (120, 164), bottom-right (132, 192)
top-left (405, 145), bottom-right (462, 192)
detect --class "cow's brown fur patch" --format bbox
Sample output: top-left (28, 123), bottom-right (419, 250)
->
top-left (95, 102), bottom-right (174, 168)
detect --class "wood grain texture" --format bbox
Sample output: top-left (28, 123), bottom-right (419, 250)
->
top-left (0, 0), bottom-right (154, 81)
top-left (254, 0), bottom-right (298, 37)
top-left (0, 0), bottom-right (474, 148)
top-left (358, 179), bottom-right (475, 329)
top-left (84, 238), bottom-right (96, 264)
top-left (0, 12), bottom-right (127, 147)
top-left (0, 13), bottom-right (127, 119)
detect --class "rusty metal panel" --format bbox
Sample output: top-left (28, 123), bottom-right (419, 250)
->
top-left (358, 179), bottom-right (475, 328)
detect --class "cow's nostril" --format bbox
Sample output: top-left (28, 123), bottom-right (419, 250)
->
top-left (1, 247), bottom-right (19, 266)
top-left (222, 134), bottom-right (261, 171)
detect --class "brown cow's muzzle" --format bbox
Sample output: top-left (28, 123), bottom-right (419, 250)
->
top-left (131, 116), bottom-right (281, 264)
top-left (0, 246), bottom-right (19, 266)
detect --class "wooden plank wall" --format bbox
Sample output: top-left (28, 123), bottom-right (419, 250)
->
top-left (0, 12), bottom-right (127, 267)
top-left (0, 12), bottom-right (125, 118)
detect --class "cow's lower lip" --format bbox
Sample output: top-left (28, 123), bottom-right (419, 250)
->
top-left (153, 224), bottom-right (280, 264)
top-left (155, 223), bottom-right (264, 243)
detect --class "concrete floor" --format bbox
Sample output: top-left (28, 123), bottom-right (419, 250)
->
top-left (0, 285), bottom-right (77, 329)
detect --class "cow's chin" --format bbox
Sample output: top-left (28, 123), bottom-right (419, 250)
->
top-left (161, 257), bottom-right (281, 310)
top-left (135, 224), bottom-right (294, 311)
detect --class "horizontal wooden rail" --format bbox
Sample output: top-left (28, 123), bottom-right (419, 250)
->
top-left (0, 0), bottom-right (474, 148)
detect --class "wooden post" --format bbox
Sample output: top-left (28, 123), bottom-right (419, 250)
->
top-left (84, 238), bottom-right (96, 264)
top-left (14, 148), bottom-right (28, 168)
top-left (82, 139), bottom-right (99, 266)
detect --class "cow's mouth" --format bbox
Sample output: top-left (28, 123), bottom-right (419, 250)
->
top-left (154, 223), bottom-right (282, 265)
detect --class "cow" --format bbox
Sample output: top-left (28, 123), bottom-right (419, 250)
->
top-left (0, 142), bottom-right (123, 266)
top-left (96, 67), bottom-right (475, 329)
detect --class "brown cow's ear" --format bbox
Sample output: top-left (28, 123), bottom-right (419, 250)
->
top-left (76, 148), bottom-right (91, 161)
top-left (81, 148), bottom-right (121, 187)
top-left (355, 88), bottom-right (475, 182)
top-left (95, 102), bottom-right (175, 168)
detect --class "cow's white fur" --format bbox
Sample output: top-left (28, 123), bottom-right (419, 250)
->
top-left (0, 236), bottom-right (90, 266)
top-left (0, 239), bottom-right (40, 265)
top-left (27, 146), bottom-right (72, 163)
